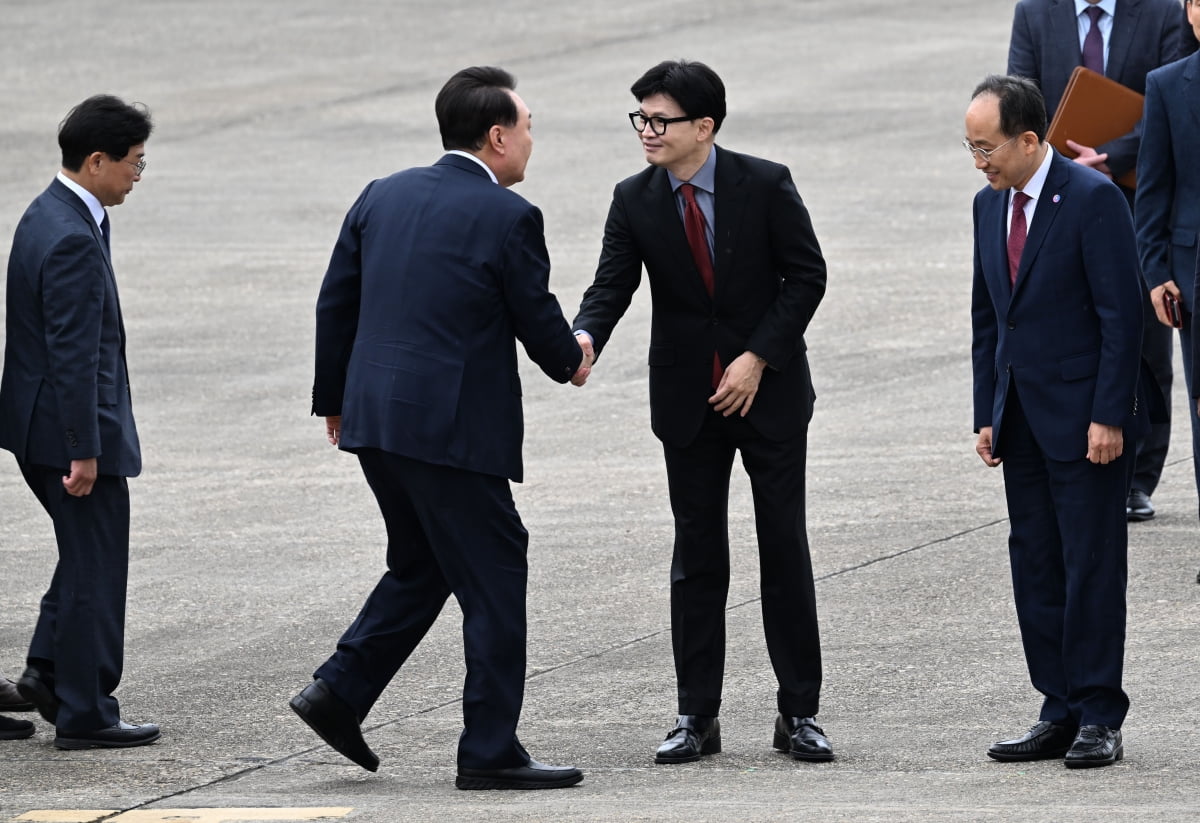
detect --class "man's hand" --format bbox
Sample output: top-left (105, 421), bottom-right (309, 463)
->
top-left (62, 458), bottom-right (98, 497)
top-left (1086, 422), bottom-right (1123, 465)
top-left (571, 333), bottom-right (594, 387)
top-left (1065, 139), bottom-right (1112, 178)
top-left (709, 351), bottom-right (766, 417)
top-left (976, 427), bottom-right (1001, 467)
top-left (1149, 280), bottom-right (1182, 328)
top-left (326, 415), bottom-right (341, 446)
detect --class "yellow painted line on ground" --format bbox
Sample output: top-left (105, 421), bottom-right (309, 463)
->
top-left (14, 810), bottom-right (352, 823)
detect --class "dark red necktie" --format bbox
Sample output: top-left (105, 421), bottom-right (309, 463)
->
top-left (1007, 191), bottom-right (1031, 287)
top-left (680, 183), bottom-right (723, 388)
top-left (1082, 6), bottom-right (1104, 74)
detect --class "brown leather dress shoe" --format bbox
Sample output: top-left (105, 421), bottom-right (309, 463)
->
top-left (773, 714), bottom-right (834, 761)
top-left (0, 677), bottom-right (34, 712)
top-left (987, 721), bottom-right (1078, 761)
top-left (655, 715), bottom-right (720, 763)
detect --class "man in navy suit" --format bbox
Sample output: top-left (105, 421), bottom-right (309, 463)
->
top-left (966, 75), bottom-right (1145, 768)
top-left (291, 66), bottom-right (589, 790)
top-left (0, 95), bottom-right (159, 749)
top-left (1135, 0), bottom-right (1200, 546)
top-left (573, 60), bottom-right (832, 765)
top-left (1008, 0), bottom-right (1186, 522)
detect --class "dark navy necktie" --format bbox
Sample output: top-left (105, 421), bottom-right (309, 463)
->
top-left (1082, 6), bottom-right (1104, 74)
top-left (100, 211), bottom-right (111, 252)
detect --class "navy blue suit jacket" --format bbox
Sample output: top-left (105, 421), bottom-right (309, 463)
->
top-left (1007, 0), bottom-right (1186, 182)
top-left (312, 153), bottom-right (581, 483)
top-left (0, 178), bottom-right (140, 476)
top-left (573, 146), bottom-right (826, 448)
top-left (972, 149), bottom-right (1146, 462)
top-left (1135, 50), bottom-right (1200, 307)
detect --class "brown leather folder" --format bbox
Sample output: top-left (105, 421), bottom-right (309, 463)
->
top-left (1045, 66), bottom-right (1143, 189)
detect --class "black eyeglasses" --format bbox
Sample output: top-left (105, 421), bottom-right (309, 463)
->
top-left (629, 112), bottom-right (695, 136)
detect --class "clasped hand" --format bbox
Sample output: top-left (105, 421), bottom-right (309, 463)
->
top-left (570, 334), bottom-right (594, 387)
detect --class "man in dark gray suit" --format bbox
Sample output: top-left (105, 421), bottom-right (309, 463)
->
top-left (0, 95), bottom-right (159, 749)
top-left (1008, 0), bottom-right (1186, 521)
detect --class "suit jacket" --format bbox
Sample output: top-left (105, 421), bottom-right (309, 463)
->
top-left (1007, 0), bottom-right (1185, 182)
top-left (1134, 51), bottom-right (1200, 306)
top-left (312, 153), bottom-right (581, 483)
top-left (0, 178), bottom-right (140, 476)
top-left (573, 145), bottom-right (826, 448)
top-left (971, 149), bottom-right (1146, 461)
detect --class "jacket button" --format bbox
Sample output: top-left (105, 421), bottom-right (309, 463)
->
top-left (1006, 321), bottom-right (1016, 330)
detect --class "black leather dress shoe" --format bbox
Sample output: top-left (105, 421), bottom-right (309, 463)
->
top-left (1126, 489), bottom-right (1154, 522)
top-left (987, 721), bottom-right (1078, 761)
top-left (773, 714), bottom-right (834, 762)
top-left (289, 678), bottom-right (379, 772)
top-left (456, 757), bottom-right (583, 790)
top-left (1064, 725), bottom-right (1123, 768)
top-left (54, 720), bottom-right (160, 750)
top-left (0, 714), bottom-right (35, 740)
top-left (0, 677), bottom-right (34, 712)
top-left (16, 667), bottom-right (58, 724)
top-left (655, 715), bottom-right (720, 763)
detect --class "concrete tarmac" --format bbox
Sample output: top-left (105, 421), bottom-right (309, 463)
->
top-left (1, 1), bottom-right (1198, 820)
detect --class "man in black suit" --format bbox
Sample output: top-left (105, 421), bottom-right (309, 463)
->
top-left (291, 66), bottom-right (589, 790)
top-left (573, 60), bottom-right (831, 764)
top-left (0, 95), bottom-right (158, 749)
top-left (1007, 0), bottom-right (1186, 521)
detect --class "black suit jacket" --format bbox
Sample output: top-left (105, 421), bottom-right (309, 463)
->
top-left (312, 154), bottom-right (581, 483)
top-left (1007, 0), bottom-right (1186, 182)
top-left (574, 145), bottom-right (826, 447)
top-left (0, 178), bottom-right (140, 476)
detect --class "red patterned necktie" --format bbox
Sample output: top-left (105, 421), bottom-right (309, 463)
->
top-left (680, 183), bottom-right (723, 388)
top-left (1082, 6), bottom-right (1104, 74)
top-left (1007, 191), bottom-right (1031, 287)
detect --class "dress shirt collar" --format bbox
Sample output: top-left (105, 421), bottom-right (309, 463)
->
top-left (56, 171), bottom-right (106, 229)
top-left (1075, 0), bottom-right (1116, 22)
top-left (446, 150), bottom-right (498, 184)
top-left (1013, 143), bottom-right (1054, 208)
top-left (667, 145), bottom-right (717, 195)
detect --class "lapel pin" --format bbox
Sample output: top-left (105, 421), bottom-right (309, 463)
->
top-left (1052, 194), bottom-right (1061, 203)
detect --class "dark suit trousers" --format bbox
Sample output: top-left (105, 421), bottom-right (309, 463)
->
top-left (1131, 294), bottom-right (1173, 497)
top-left (662, 408), bottom-right (822, 718)
top-left (314, 448), bottom-right (530, 770)
top-left (999, 389), bottom-right (1131, 729)
top-left (18, 461), bottom-right (128, 733)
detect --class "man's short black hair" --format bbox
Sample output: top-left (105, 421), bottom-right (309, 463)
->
top-left (58, 95), bottom-right (153, 172)
top-left (436, 66), bottom-right (519, 151)
top-left (631, 59), bottom-right (726, 134)
top-left (971, 74), bottom-right (1048, 142)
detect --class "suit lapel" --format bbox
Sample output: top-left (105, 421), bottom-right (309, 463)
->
top-left (1049, 0), bottom-right (1082, 68)
top-left (711, 146), bottom-right (747, 302)
top-left (48, 179), bottom-right (126, 347)
top-left (1012, 152), bottom-right (1070, 303)
top-left (1106, 0), bottom-right (1142, 83)
top-left (1184, 52), bottom-right (1200, 131)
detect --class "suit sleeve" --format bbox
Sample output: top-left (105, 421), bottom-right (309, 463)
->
top-left (744, 165), bottom-right (826, 370)
top-left (1085, 181), bottom-right (1144, 426)
top-left (312, 185), bottom-right (370, 416)
top-left (970, 195), bottom-right (999, 433)
top-left (572, 184), bottom-right (643, 358)
top-left (40, 232), bottom-right (106, 459)
top-left (501, 205), bottom-right (580, 384)
top-left (1007, 2), bottom-right (1037, 80)
top-left (1133, 70), bottom-right (1175, 291)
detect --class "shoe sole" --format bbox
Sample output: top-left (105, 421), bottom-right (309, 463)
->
top-left (0, 727), bottom-right (35, 740)
top-left (456, 772), bottom-right (584, 790)
top-left (1126, 512), bottom-right (1154, 522)
top-left (54, 730), bottom-right (161, 750)
top-left (1064, 745), bottom-right (1124, 769)
top-left (289, 693), bottom-right (379, 772)
top-left (986, 747), bottom-right (1070, 762)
